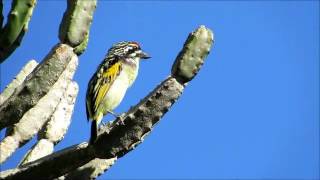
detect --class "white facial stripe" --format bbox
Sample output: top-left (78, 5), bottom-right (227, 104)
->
top-left (128, 49), bottom-right (142, 58)
top-left (129, 52), bottom-right (136, 57)
top-left (127, 46), bottom-right (133, 51)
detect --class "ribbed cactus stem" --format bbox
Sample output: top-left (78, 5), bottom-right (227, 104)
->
top-left (0, 0), bottom-right (36, 63)
top-left (172, 25), bottom-right (213, 83)
top-left (60, 157), bottom-right (117, 179)
top-left (0, 44), bottom-right (76, 130)
top-left (0, 55), bottom-right (78, 164)
top-left (0, 60), bottom-right (38, 106)
top-left (74, 33), bottom-right (89, 55)
top-left (18, 81), bottom-right (79, 166)
top-left (0, 26), bottom-right (214, 180)
top-left (59, 0), bottom-right (97, 48)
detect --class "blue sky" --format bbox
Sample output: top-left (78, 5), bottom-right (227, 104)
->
top-left (0, 1), bottom-right (319, 179)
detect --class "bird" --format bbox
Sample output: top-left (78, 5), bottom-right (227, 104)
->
top-left (86, 41), bottom-right (150, 144)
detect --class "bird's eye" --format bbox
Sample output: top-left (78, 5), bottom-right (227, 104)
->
top-left (127, 48), bottom-right (136, 54)
top-left (126, 45), bottom-right (139, 54)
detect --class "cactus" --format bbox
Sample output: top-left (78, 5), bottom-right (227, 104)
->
top-left (0, 0), bottom-right (96, 166)
top-left (59, 0), bottom-right (97, 47)
top-left (0, 60), bottom-right (38, 106)
top-left (0, 27), bottom-right (25, 61)
top-left (0, 26), bottom-right (214, 179)
top-left (172, 25), bottom-right (213, 83)
top-left (0, 44), bottom-right (76, 130)
top-left (74, 33), bottom-right (89, 55)
top-left (18, 81), bottom-right (78, 166)
top-left (0, 55), bottom-right (78, 164)
top-left (0, 0), bottom-right (36, 63)
top-left (0, 0), bottom-right (215, 178)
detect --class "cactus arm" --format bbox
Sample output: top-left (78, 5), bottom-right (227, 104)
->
top-left (0, 26), bottom-right (214, 180)
top-left (0, 27), bottom-right (25, 62)
top-left (94, 26), bottom-right (213, 159)
top-left (73, 33), bottom-right (89, 55)
top-left (59, 0), bottom-right (97, 47)
top-left (0, 60), bottom-right (38, 106)
top-left (0, 44), bottom-right (75, 130)
top-left (0, 56), bottom-right (78, 164)
top-left (0, 0), bottom-right (36, 63)
top-left (17, 81), bottom-right (79, 166)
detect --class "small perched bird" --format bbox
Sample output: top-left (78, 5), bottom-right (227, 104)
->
top-left (86, 41), bottom-right (150, 144)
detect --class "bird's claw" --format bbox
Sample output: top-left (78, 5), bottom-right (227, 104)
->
top-left (100, 121), bottom-right (106, 126)
top-left (117, 113), bottom-right (125, 125)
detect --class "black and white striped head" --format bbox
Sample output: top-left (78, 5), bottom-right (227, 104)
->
top-left (107, 41), bottom-right (150, 62)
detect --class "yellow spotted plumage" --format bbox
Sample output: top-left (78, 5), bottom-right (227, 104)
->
top-left (94, 62), bottom-right (122, 113)
top-left (86, 41), bottom-right (150, 144)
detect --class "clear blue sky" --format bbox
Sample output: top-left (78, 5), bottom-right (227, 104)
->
top-left (1, 1), bottom-right (319, 179)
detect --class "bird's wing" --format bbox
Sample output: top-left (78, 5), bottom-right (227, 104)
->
top-left (86, 61), bottom-right (122, 120)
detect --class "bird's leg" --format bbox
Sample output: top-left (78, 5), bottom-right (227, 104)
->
top-left (100, 121), bottom-right (107, 126)
top-left (107, 110), bottom-right (119, 117)
top-left (117, 113), bottom-right (126, 125)
top-left (107, 110), bottom-right (125, 125)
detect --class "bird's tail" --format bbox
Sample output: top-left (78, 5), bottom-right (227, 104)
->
top-left (90, 120), bottom-right (98, 144)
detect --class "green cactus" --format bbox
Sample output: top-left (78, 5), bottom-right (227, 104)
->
top-left (0, 0), bottom-right (36, 63)
top-left (172, 25), bottom-right (213, 83)
top-left (59, 0), bottom-right (97, 47)
top-left (0, 27), bottom-right (25, 61)
top-left (74, 33), bottom-right (89, 55)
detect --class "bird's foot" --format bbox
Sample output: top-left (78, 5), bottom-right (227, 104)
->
top-left (100, 121), bottom-right (106, 127)
top-left (107, 110), bottom-right (120, 118)
top-left (100, 119), bottom-right (114, 127)
top-left (117, 113), bottom-right (126, 125)
top-left (107, 110), bottom-right (125, 125)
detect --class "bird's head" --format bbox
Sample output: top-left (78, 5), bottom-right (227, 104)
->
top-left (108, 41), bottom-right (150, 64)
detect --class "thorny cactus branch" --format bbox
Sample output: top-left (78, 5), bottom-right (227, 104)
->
top-left (0, 0), bottom-right (36, 63)
top-left (0, 56), bottom-right (78, 164)
top-left (0, 143), bottom-right (94, 180)
top-left (0, 0), bottom-right (96, 177)
top-left (60, 157), bottom-right (117, 180)
top-left (65, 25), bottom-right (214, 179)
top-left (0, 0), bottom-right (96, 130)
top-left (0, 25), bottom-right (214, 180)
top-left (59, 0), bottom-right (96, 49)
top-left (0, 44), bottom-right (76, 130)
top-left (0, 60), bottom-right (38, 106)
top-left (37, 81), bottom-right (79, 143)
top-left (0, 26), bottom-right (26, 63)
top-left (93, 77), bottom-right (184, 158)
top-left (18, 81), bottom-right (79, 166)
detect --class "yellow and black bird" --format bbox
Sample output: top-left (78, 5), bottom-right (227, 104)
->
top-left (86, 41), bottom-right (150, 144)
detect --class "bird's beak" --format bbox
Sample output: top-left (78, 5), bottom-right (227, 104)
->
top-left (139, 51), bottom-right (151, 60)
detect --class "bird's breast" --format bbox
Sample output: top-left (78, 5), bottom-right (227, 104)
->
top-left (122, 60), bottom-right (139, 87)
top-left (100, 62), bottom-right (139, 113)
